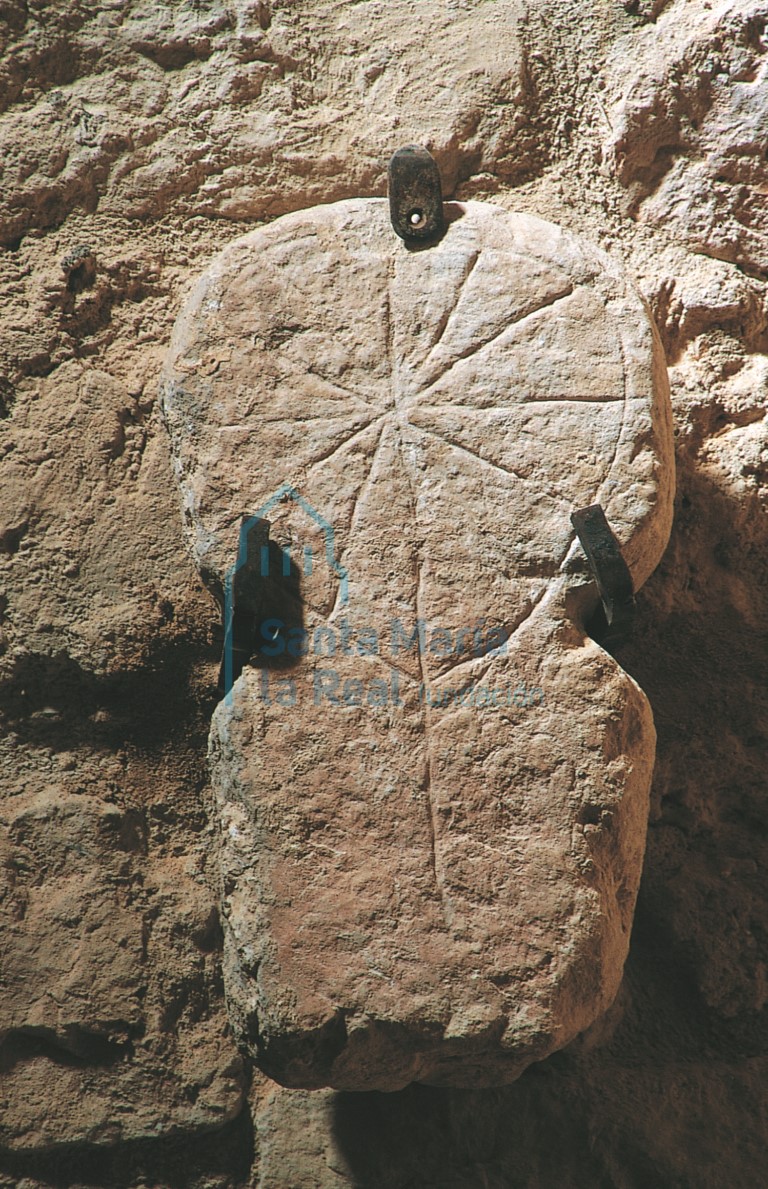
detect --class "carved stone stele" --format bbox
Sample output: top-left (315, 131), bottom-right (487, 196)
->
top-left (162, 198), bottom-right (674, 1090)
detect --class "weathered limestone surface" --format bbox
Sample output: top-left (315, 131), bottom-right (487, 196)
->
top-left (0, 785), bottom-right (245, 1152)
top-left (0, 0), bottom-right (766, 1182)
top-left (162, 199), bottom-right (674, 1089)
top-left (606, 1), bottom-right (768, 276)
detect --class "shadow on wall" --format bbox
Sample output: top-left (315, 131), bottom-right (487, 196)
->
top-left (0, 1106), bottom-right (255, 1189)
top-left (0, 633), bottom-right (220, 754)
top-left (330, 1074), bottom-right (616, 1188)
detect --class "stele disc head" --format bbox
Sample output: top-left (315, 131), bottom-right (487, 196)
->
top-left (161, 198), bottom-right (674, 1091)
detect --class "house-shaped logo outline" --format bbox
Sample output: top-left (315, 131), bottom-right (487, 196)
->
top-left (222, 482), bottom-right (349, 703)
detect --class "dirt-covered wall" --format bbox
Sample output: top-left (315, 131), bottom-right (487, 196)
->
top-left (0, 1), bottom-right (766, 1185)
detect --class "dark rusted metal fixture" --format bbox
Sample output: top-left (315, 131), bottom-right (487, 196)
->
top-left (571, 504), bottom-right (635, 648)
top-left (388, 145), bottom-right (445, 243)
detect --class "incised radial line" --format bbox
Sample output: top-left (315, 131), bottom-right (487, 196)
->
top-left (393, 418), bottom-right (448, 920)
top-left (418, 281), bottom-right (577, 397)
top-left (422, 247), bottom-right (481, 367)
top-left (325, 418), bottom-right (390, 623)
top-left (303, 412), bottom-right (389, 478)
top-left (273, 230), bottom-right (627, 732)
top-left (412, 421), bottom-right (575, 507)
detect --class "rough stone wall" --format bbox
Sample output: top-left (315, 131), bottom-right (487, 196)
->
top-left (0, 1), bottom-right (765, 1186)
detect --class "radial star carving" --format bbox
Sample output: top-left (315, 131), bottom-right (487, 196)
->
top-left (163, 198), bottom-right (659, 688)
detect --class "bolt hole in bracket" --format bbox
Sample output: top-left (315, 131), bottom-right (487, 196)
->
top-left (388, 145), bottom-right (445, 244)
top-left (571, 504), bottom-right (635, 649)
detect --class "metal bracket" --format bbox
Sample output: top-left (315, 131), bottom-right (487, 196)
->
top-left (388, 145), bottom-right (445, 244)
top-left (218, 517), bottom-right (270, 694)
top-left (218, 516), bottom-right (305, 694)
top-left (571, 504), bottom-right (635, 648)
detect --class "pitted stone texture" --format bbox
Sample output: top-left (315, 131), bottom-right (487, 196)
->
top-left (162, 198), bottom-right (674, 1090)
top-left (606, 1), bottom-right (768, 276)
top-left (0, 787), bottom-right (244, 1150)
